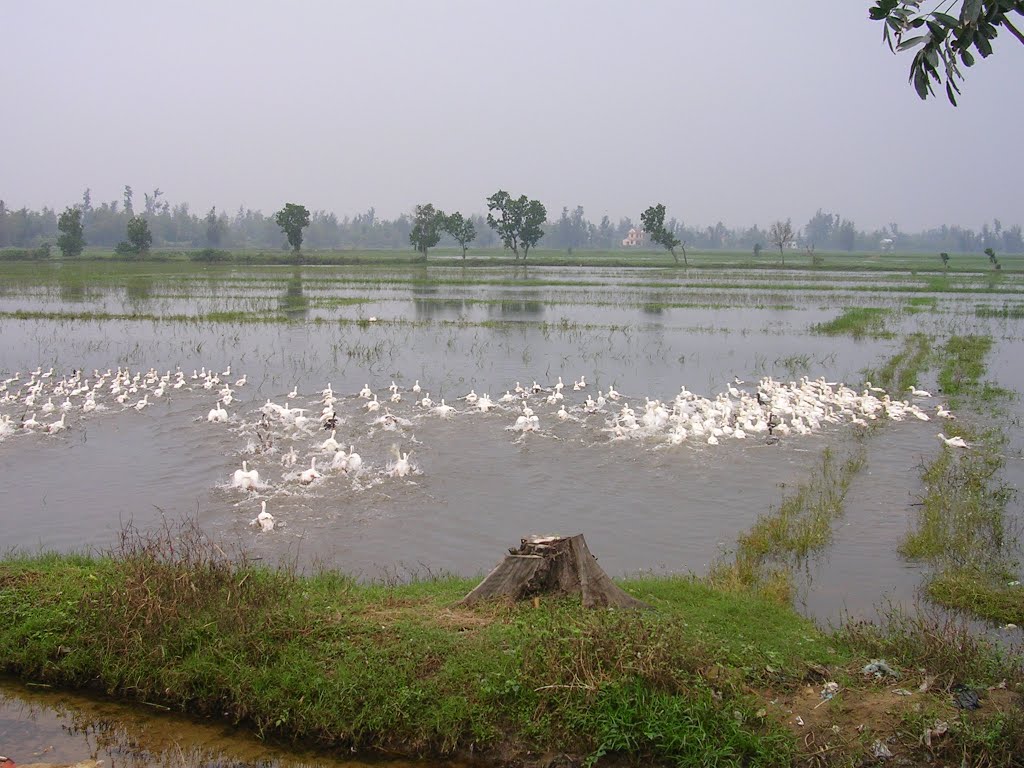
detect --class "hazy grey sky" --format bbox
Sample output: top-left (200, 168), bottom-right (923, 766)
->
top-left (3, 1), bottom-right (1022, 231)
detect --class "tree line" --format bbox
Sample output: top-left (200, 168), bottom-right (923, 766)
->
top-left (1, 186), bottom-right (1021, 258)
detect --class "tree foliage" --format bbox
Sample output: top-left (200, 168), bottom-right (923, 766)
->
top-left (409, 203), bottom-right (444, 259)
top-left (442, 211), bottom-right (477, 259)
top-left (768, 219), bottom-right (795, 266)
top-left (274, 203), bottom-right (311, 253)
top-left (641, 204), bottom-right (685, 265)
top-left (125, 215), bottom-right (152, 255)
top-left (870, 0), bottom-right (1024, 105)
top-left (486, 191), bottom-right (547, 260)
top-left (56, 206), bottom-right (85, 258)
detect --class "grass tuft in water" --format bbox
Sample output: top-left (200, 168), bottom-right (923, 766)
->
top-left (812, 307), bottom-right (891, 339)
top-left (708, 442), bottom-right (867, 602)
top-left (864, 332), bottom-right (932, 393)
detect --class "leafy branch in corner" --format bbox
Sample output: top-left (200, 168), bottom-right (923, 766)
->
top-left (869, 0), bottom-right (1024, 104)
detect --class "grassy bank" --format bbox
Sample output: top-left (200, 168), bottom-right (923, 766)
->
top-left (4, 245), bottom-right (1024, 273)
top-left (899, 334), bottom-right (1022, 624)
top-left (2, 520), bottom-right (1022, 766)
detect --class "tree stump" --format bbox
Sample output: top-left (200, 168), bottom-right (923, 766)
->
top-left (458, 534), bottom-right (648, 609)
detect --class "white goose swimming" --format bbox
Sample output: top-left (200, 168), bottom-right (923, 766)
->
top-left (937, 432), bottom-right (969, 449)
top-left (250, 501), bottom-right (275, 532)
top-left (232, 460), bottom-right (261, 491)
top-left (299, 456), bottom-right (322, 484)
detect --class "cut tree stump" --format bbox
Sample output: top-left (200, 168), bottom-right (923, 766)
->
top-left (458, 534), bottom-right (648, 609)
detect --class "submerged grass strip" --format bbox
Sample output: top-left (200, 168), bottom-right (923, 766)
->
top-left (812, 307), bottom-right (891, 339)
top-left (900, 335), bottom-right (1021, 623)
top-left (708, 442), bottom-right (867, 603)
top-left (864, 332), bottom-right (932, 393)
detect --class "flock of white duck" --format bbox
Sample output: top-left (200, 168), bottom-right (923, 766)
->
top-left (1, 365), bottom-right (965, 533)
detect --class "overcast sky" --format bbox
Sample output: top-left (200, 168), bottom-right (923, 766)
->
top-left (3, 1), bottom-right (1021, 231)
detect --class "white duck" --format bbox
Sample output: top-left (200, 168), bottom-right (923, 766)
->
top-left (232, 460), bottom-right (261, 491)
top-left (937, 432), bottom-right (969, 449)
top-left (389, 451), bottom-right (412, 478)
top-left (207, 400), bottom-right (228, 423)
top-left (321, 430), bottom-right (340, 452)
top-left (250, 501), bottom-right (275, 532)
top-left (299, 457), bottom-right (322, 484)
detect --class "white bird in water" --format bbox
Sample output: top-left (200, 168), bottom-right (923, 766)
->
top-left (411, 380), bottom-right (421, 394)
top-left (389, 450), bottom-right (412, 478)
top-left (321, 430), bottom-right (340, 451)
top-left (908, 386), bottom-right (933, 398)
top-left (345, 445), bottom-right (362, 473)
top-left (288, 385), bottom-right (299, 399)
top-left (432, 399), bottom-right (456, 418)
top-left (299, 457), bottom-right (322, 484)
top-left (250, 501), bottom-right (275, 532)
top-left (232, 460), bottom-right (261, 491)
top-left (937, 432), bottom-right (969, 449)
top-left (936, 404), bottom-right (956, 420)
top-left (207, 400), bottom-right (228, 423)
top-left (359, 384), bottom-right (373, 399)
top-left (281, 446), bottom-right (299, 468)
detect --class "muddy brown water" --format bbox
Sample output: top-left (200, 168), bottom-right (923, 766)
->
top-left (0, 676), bottom-right (467, 767)
top-left (2, 265), bottom-right (1023, 762)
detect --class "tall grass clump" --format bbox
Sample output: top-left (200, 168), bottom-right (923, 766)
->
top-left (708, 442), bottom-right (867, 602)
top-left (812, 307), bottom-right (891, 339)
top-left (937, 334), bottom-right (1011, 406)
top-left (864, 332), bottom-right (932, 393)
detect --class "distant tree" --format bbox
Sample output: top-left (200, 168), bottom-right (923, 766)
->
top-left (143, 188), bottom-right (164, 217)
top-left (486, 190), bottom-right (547, 260)
top-left (56, 206), bottom-right (85, 258)
top-left (804, 209), bottom-right (836, 249)
top-left (768, 219), bottom-right (795, 266)
top-left (123, 185), bottom-right (134, 216)
top-left (640, 203), bottom-right (684, 265)
top-left (81, 188), bottom-right (92, 228)
top-left (442, 211), bottom-right (477, 259)
top-left (274, 203), bottom-right (311, 253)
top-left (753, 242), bottom-right (763, 258)
top-left (869, 1), bottom-right (1024, 105)
top-left (126, 215), bottom-right (152, 255)
top-left (940, 251), bottom-right (950, 268)
top-left (835, 219), bottom-right (857, 251)
top-left (409, 203), bottom-right (444, 260)
top-left (205, 206), bottom-right (226, 247)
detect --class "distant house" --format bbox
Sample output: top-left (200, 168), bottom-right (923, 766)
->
top-left (622, 227), bottom-right (645, 247)
top-left (880, 238), bottom-right (895, 253)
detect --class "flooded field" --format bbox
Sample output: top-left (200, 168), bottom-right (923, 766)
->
top-left (1, 261), bottom-right (1022, 764)
top-left (2, 263), bottom-right (1022, 606)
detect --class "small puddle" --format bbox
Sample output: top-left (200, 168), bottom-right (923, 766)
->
top-left (0, 676), bottom-right (465, 768)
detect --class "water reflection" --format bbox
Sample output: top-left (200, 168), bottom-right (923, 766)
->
top-left (125, 275), bottom-right (154, 305)
top-left (0, 677), bottom-right (459, 768)
top-left (279, 269), bottom-right (309, 319)
top-left (413, 297), bottom-right (470, 319)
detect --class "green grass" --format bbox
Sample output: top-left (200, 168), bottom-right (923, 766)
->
top-left (937, 335), bottom-right (1012, 407)
top-left (975, 302), bottom-right (1024, 319)
top-left (708, 442), bottom-right (867, 602)
top-left (0, 520), bottom-right (833, 766)
top-left (811, 307), bottom-right (891, 339)
top-left (864, 332), bottom-right (933, 393)
top-left (3, 516), bottom-right (1023, 766)
top-left (899, 424), bottom-right (1013, 568)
